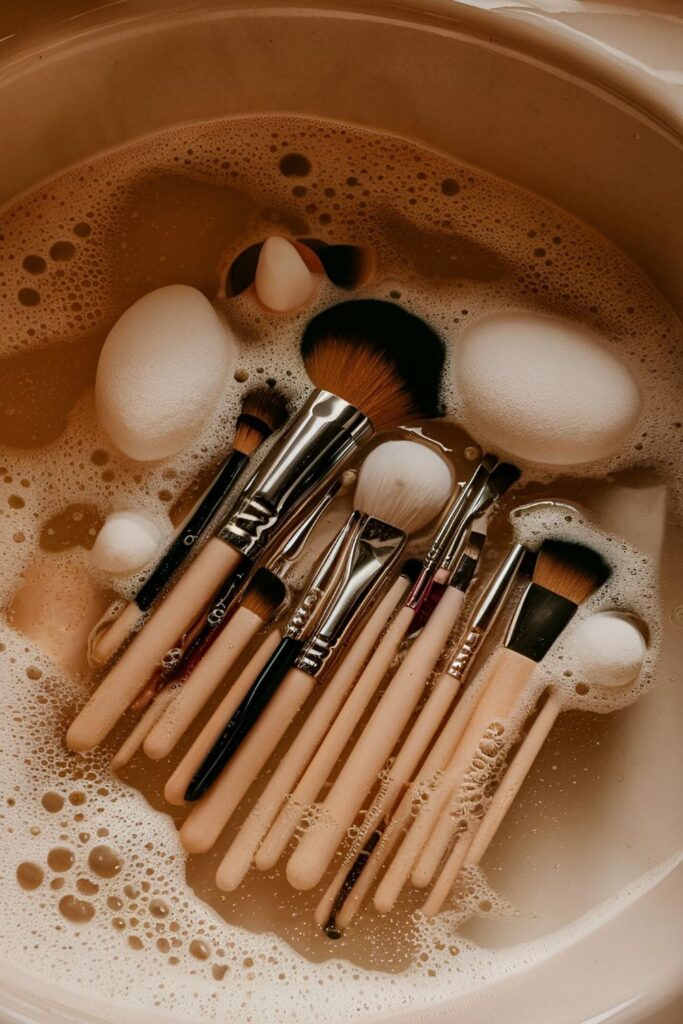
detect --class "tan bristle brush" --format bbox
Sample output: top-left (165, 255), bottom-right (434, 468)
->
top-left (421, 611), bottom-right (646, 918)
top-left (90, 387), bottom-right (288, 667)
top-left (178, 439), bottom-right (453, 857)
top-left (315, 541), bottom-right (525, 934)
top-left (66, 299), bottom-right (443, 753)
top-left (374, 539), bottom-right (611, 914)
top-left (213, 564), bottom-right (420, 888)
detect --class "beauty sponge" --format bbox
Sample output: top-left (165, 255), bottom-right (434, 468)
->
top-left (454, 313), bottom-right (642, 465)
top-left (91, 512), bottom-right (163, 575)
top-left (569, 612), bottom-right (646, 689)
top-left (96, 285), bottom-right (237, 461)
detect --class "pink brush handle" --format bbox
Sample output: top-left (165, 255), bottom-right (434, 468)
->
top-left (66, 537), bottom-right (242, 752)
top-left (143, 606), bottom-right (263, 760)
top-left (163, 630), bottom-right (281, 806)
top-left (287, 585), bottom-right (466, 892)
top-left (217, 577), bottom-right (411, 888)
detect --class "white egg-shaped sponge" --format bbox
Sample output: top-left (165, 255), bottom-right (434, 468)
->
top-left (96, 285), bottom-right (236, 461)
top-left (254, 236), bottom-right (316, 313)
top-left (454, 313), bottom-right (642, 465)
top-left (569, 612), bottom-right (646, 689)
top-left (91, 511), bottom-right (163, 575)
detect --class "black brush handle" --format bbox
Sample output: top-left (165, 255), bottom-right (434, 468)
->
top-left (135, 450), bottom-right (248, 612)
top-left (185, 635), bottom-right (303, 801)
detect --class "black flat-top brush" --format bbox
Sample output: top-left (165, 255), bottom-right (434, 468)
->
top-left (90, 387), bottom-right (288, 667)
top-left (67, 299), bottom-right (444, 754)
top-left (374, 538), bottom-right (611, 913)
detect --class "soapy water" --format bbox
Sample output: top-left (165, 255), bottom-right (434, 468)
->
top-left (0, 115), bottom-right (681, 1020)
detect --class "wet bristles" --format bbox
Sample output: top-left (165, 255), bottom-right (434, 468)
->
top-left (241, 568), bottom-right (288, 621)
top-left (301, 299), bottom-right (445, 429)
top-left (354, 440), bottom-right (453, 534)
top-left (302, 336), bottom-right (415, 431)
top-left (234, 388), bottom-right (289, 455)
top-left (401, 558), bottom-right (423, 583)
top-left (489, 462), bottom-right (521, 497)
top-left (533, 540), bottom-right (611, 605)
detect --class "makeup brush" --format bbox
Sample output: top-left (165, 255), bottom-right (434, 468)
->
top-left (134, 471), bottom-right (354, 721)
top-left (183, 439), bottom-right (452, 808)
top-left (90, 387), bottom-right (289, 666)
top-left (179, 441), bottom-right (452, 855)
top-left (214, 564), bottom-right (420, 889)
top-left (316, 541), bottom-right (525, 934)
top-left (66, 300), bottom-right (443, 753)
top-left (374, 539), bottom-right (611, 914)
top-left (285, 466), bottom-right (520, 893)
top-left (141, 569), bottom-right (287, 760)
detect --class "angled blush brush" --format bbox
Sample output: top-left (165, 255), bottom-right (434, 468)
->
top-left (179, 440), bottom-right (453, 856)
top-left (66, 300), bottom-right (443, 753)
top-left (90, 387), bottom-right (288, 666)
top-left (375, 539), bottom-right (611, 914)
top-left (314, 539), bottom-right (525, 933)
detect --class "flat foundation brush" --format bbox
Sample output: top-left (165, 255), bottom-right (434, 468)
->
top-left (178, 439), bottom-right (453, 856)
top-left (90, 387), bottom-right (288, 667)
top-left (66, 300), bottom-right (443, 753)
top-left (375, 538), bottom-right (611, 914)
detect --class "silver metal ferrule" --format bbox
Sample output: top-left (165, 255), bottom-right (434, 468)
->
top-left (446, 542), bottom-right (526, 682)
top-left (295, 517), bottom-right (407, 678)
top-left (268, 475), bottom-right (343, 577)
top-left (217, 389), bottom-right (371, 558)
top-left (284, 511), bottom-right (364, 641)
top-left (438, 474), bottom-right (504, 577)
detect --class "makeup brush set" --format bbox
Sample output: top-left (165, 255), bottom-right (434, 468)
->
top-left (67, 297), bottom-right (648, 933)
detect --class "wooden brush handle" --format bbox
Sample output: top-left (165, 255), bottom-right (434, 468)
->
top-left (163, 630), bottom-right (281, 806)
top-left (259, 601), bottom-right (415, 869)
top-left (143, 607), bottom-right (263, 761)
top-left (287, 585), bottom-right (466, 892)
top-left (421, 696), bottom-right (560, 918)
top-left (220, 577), bottom-right (410, 886)
top-left (65, 537), bottom-right (243, 752)
top-left (90, 602), bottom-right (144, 666)
top-left (327, 664), bottom-right (495, 928)
top-left (110, 687), bottom-right (178, 771)
top-left (180, 668), bottom-right (315, 856)
top-left (465, 691), bottom-right (561, 867)
top-left (375, 646), bottom-right (534, 913)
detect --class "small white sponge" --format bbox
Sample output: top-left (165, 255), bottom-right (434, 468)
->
top-left (96, 285), bottom-right (236, 461)
top-left (254, 236), bottom-right (315, 313)
top-left (569, 612), bottom-right (646, 689)
top-left (454, 313), bottom-right (642, 465)
top-left (91, 511), bottom-right (163, 575)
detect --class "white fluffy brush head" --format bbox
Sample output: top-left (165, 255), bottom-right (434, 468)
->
top-left (353, 439), bottom-right (453, 535)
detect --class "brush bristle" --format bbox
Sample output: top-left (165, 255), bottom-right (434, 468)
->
top-left (354, 440), bottom-right (453, 534)
top-left (234, 388), bottom-right (289, 455)
top-left (241, 568), bottom-right (288, 620)
top-left (489, 462), bottom-right (521, 497)
top-left (401, 558), bottom-right (423, 583)
top-left (302, 336), bottom-right (416, 431)
top-left (533, 540), bottom-right (611, 605)
top-left (301, 299), bottom-right (444, 429)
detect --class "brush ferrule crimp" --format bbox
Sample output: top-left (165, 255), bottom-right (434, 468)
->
top-left (218, 390), bottom-right (371, 558)
top-left (446, 627), bottom-right (485, 681)
top-left (295, 517), bottom-right (406, 678)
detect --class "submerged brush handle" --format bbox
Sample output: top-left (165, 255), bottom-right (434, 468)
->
top-left (66, 537), bottom-right (245, 752)
top-left (220, 576), bottom-right (412, 889)
top-left (136, 451), bottom-right (249, 613)
top-left (375, 646), bottom-right (534, 912)
top-left (220, 389), bottom-right (370, 558)
top-left (286, 584), bottom-right (466, 892)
